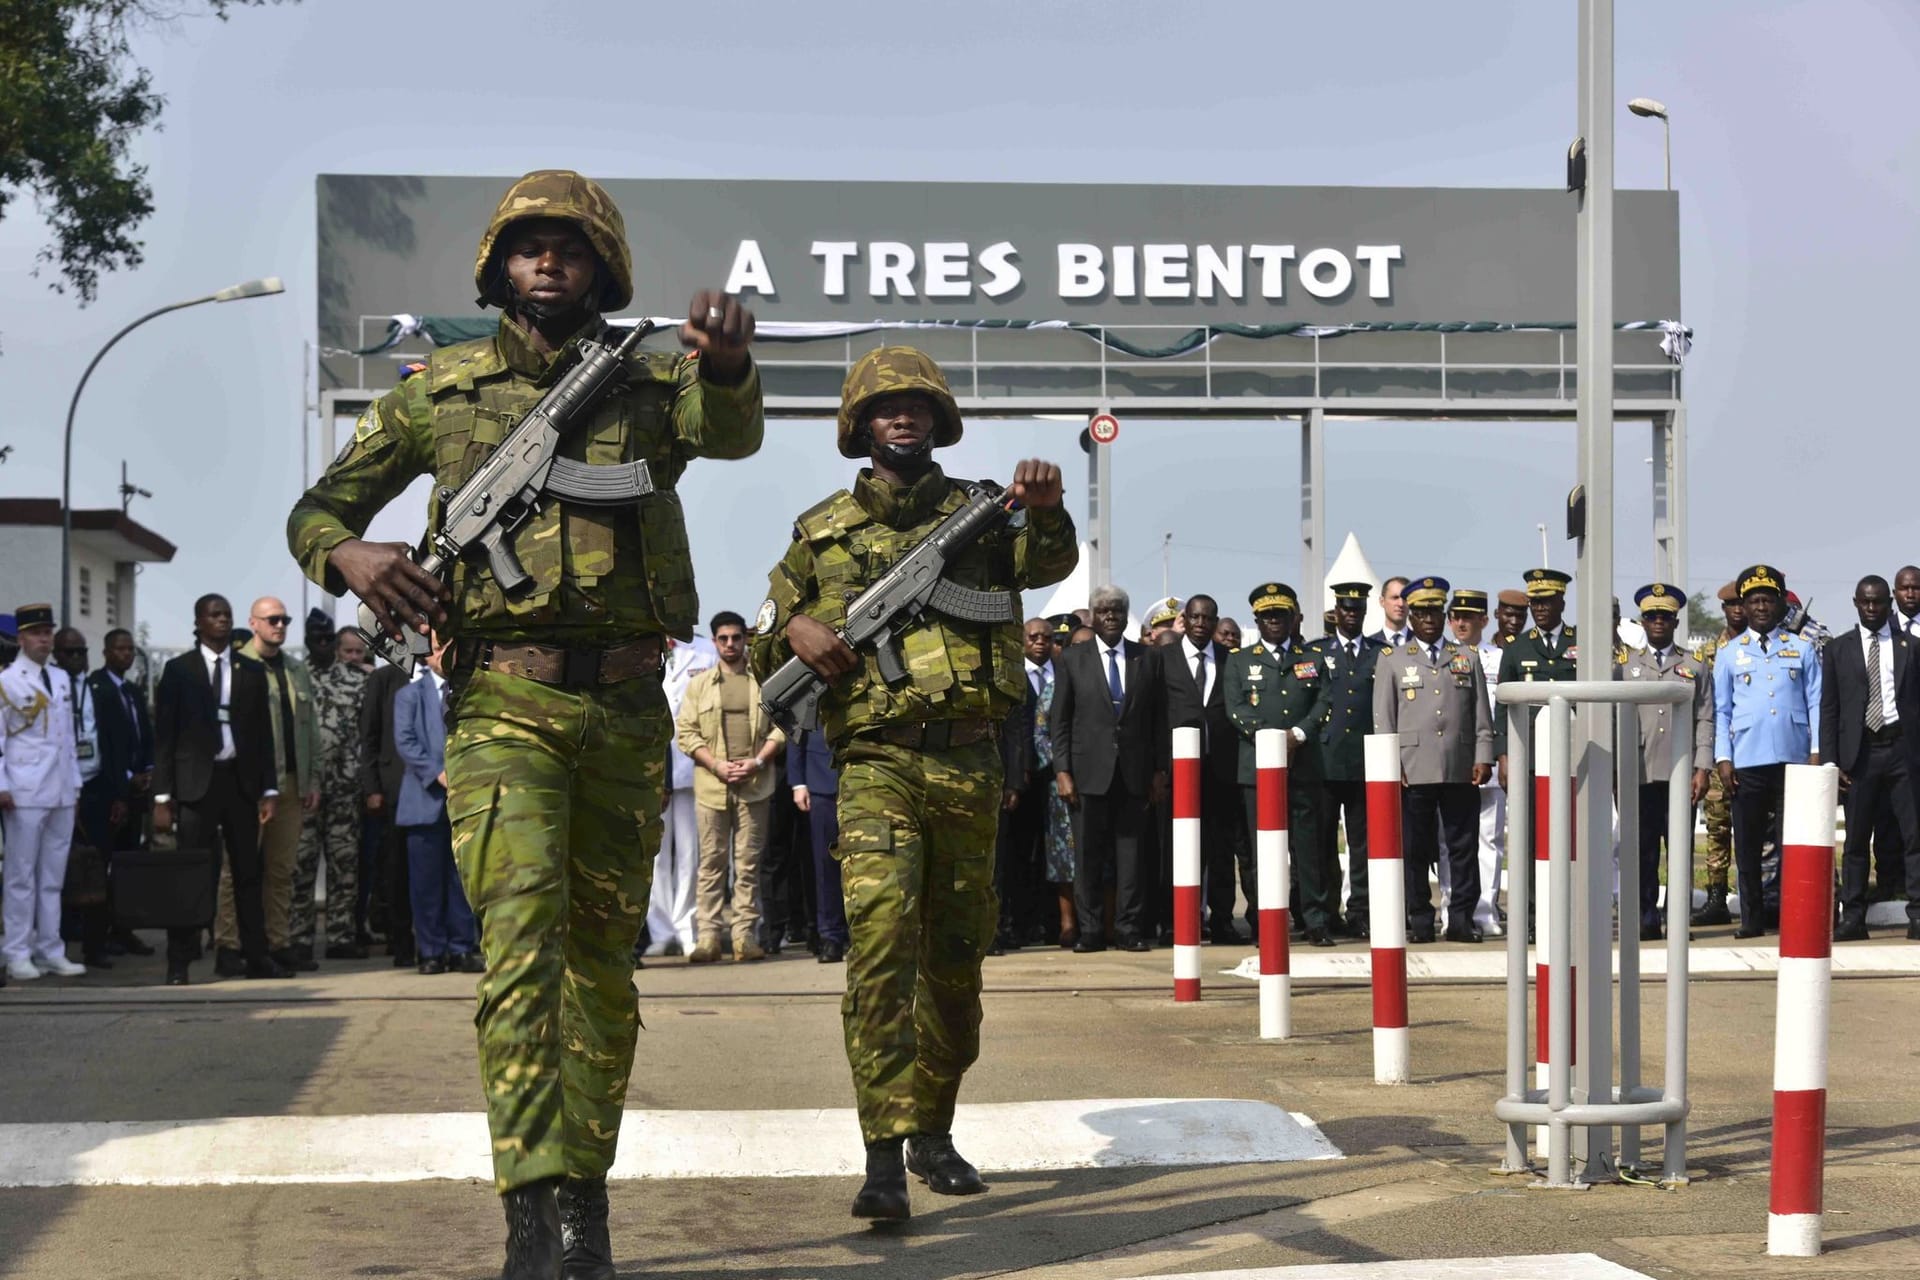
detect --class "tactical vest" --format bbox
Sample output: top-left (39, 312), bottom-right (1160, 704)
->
top-left (421, 337), bottom-right (696, 635)
top-left (795, 485), bottom-right (1027, 734)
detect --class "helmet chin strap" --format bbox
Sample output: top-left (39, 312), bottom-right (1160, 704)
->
top-left (878, 437), bottom-right (935, 467)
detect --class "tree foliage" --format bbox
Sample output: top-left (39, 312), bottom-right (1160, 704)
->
top-left (0, 1), bottom-right (291, 303)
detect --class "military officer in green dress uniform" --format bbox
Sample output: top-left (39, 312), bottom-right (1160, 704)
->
top-left (1494, 568), bottom-right (1580, 787)
top-left (1223, 583), bottom-right (1337, 945)
top-left (750, 346), bottom-right (1077, 1222)
top-left (1305, 582), bottom-right (1388, 936)
top-left (288, 169), bottom-right (764, 1280)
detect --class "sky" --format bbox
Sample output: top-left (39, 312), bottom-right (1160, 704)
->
top-left (2, 0), bottom-right (1916, 646)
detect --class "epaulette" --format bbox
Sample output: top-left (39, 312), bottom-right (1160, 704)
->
top-left (424, 337), bottom-right (507, 395)
top-left (1528, 628), bottom-right (1541, 640)
top-left (1615, 647), bottom-right (1629, 665)
top-left (794, 490), bottom-right (866, 542)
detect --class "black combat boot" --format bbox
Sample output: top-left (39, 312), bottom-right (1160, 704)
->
top-left (500, 1176), bottom-right (564, 1280)
top-left (904, 1133), bottom-right (986, 1195)
top-left (558, 1176), bottom-right (617, 1280)
top-left (1692, 886), bottom-right (1731, 926)
top-left (850, 1137), bottom-right (910, 1221)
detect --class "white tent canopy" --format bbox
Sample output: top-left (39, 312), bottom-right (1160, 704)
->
top-left (1323, 532), bottom-right (1388, 637)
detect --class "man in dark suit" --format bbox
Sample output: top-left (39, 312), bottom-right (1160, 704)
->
top-left (1053, 585), bottom-right (1164, 952)
top-left (393, 639), bottom-right (481, 974)
top-left (993, 617), bottom-right (1055, 952)
top-left (359, 657), bottom-right (415, 965)
top-left (150, 594), bottom-right (289, 984)
top-left (1821, 574), bottom-right (1920, 941)
top-left (1309, 583), bottom-right (1390, 937)
top-left (1151, 594), bottom-right (1250, 945)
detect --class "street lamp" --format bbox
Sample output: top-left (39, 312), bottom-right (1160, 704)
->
top-left (1627, 97), bottom-right (1671, 191)
top-left (61, 277), bottom-right (285, 625)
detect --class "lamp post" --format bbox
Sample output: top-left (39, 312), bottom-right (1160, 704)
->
top-left (61, 277), bottom-right (284, 625)
top-left (1628, 97), bottom-right (1671, 191)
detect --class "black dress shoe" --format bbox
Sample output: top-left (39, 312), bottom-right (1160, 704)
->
top-left (905, 1133), bottom-right (985, 1195)
top-left (1208, 927), bottom-right (1242, 946)
top-left (273, 946), bottom-right (319, 973)
top-left (392, 946), bottom-right (416, 967)
top-left (457, 951), bottom-right (487, 974)
top-left (114, 929), bottom-right (155, 956)
top-left (851, 1138), bottom-right (910, 1221)
top-left (784, 924), bottom-right (808, 946)
top-left (1342, 915), bottom-right (1371, 939)
top-left (82, 951), bottom-right (115, 970)
top-left (418, 955), bottom-right (448, 975)
top-left (501, 1177), bottom-right (565, 1279)
top-left (1733, 925), bottom-right (1766, 940)
top-left (1639, 922), bottom-right (1664, 942)
top-left (1057, 927), bottom-right (1081, 949)
top-left (1408, 922), bottom-right (1437, 944)
top-left (1442, 922), bottom-right (1483, 944)
top-left (1071, 936), bottom-right (1107, 953)
top-left (765, 934), bottom-right (785, 956)
top-left (817, 941), bottom-right (846, 964)
top-left (1833, 919), bottom-right (1870, 943)
top-left (1307, 926), bottom-right (1337, 948)
top-left (557, 1175), bottom-right (616, 1280)
top-left (165, 966), bottom-right (190, 987)
top-left (1120, 937), bottom-right (1152, 953)
top-left (326, 942), bottom-right (370, 960)
top-left (246, 956), bottom-right (295, 980)
top-left (213, 947), bottom-right (248, 978)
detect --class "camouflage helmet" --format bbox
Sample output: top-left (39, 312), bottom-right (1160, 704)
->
top-left (836, 346), bottom-right (964, 459)
top-left (473, 169), bottom-right (633, 312)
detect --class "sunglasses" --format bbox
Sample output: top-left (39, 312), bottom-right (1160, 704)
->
top-left (55, 645), bottom-right (88, 656)
top-left (256, 615), bottom-right (293, 626)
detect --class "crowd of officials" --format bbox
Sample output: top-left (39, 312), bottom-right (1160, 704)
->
top-left (4, 558), bottom-right (1918, 989)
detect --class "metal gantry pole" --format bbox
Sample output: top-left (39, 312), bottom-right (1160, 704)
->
top-left (1300, 408), bottom-right (1326, 625)
top-left (1574, 0), bottom-right (1619, 1183)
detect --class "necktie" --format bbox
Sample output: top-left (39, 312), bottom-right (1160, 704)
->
top-left (1193, 648), bottom-right (1207, 697)
top-left (1429, 643), bottom-right (1440, 665)
top-left (1760, 634), bottom-right (1769, 654)
top-left (1105, 646), bottom-right (1124, 713)
top-left (212, 655), bottom-right (224, 707)
top-left (1868, 634), bottom-right (1886, 732)
top-left (40, 666), bottom-right (52, 694)
top-left (1030, 669), bottom-right (1042, 698)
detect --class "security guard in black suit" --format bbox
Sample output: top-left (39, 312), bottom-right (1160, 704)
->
top-left (1307, 582), bottom-right (1388, 936)
top-left (1223, 583), bottom-right (1335, 945)
top-left (1494, 568), bottom-right (1580, 782)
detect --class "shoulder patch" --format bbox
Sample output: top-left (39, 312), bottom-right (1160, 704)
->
top-left (753, 598), bottom-right (778, 635)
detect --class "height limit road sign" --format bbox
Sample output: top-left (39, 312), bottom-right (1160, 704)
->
top-left (1088, 413), bottom-right (1120, 445)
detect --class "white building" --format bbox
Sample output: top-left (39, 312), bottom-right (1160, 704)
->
top-left (0, 500), bottom-right (175, 638)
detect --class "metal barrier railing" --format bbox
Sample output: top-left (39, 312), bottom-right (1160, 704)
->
top-left (1492, 682), bottom-right (1695, 1189)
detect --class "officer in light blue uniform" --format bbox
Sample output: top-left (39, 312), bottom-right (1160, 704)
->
top-left (1712, 563), bottom-right (1822, 938)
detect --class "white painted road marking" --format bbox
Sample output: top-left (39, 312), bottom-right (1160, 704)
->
top-left (1126, 1253), bottom-right (1654, 1280)
top-left (0, 1097), bottom-right (1339, 1187)
top-left (1226, 942), bottom-right (1920, 983)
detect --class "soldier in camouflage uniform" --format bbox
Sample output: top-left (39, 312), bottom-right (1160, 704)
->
top-left (1693, 580), bottom-right (1744, 925)
top-left (749, 347), bottom-right (1076, 1221)
top-left (290, 622), bottom-right (368, 957)
top-left (288, 169), bottom-right (763, 1280)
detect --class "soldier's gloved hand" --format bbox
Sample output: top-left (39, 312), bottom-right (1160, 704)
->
top-left (786, 615), bottom-right (858, 679)
top-left (329, 538), bottom-right (448, 639)
top-left (1010, 459), bottom-right (1064, 509)
top-left (681, 289), bottom-right (756, 384)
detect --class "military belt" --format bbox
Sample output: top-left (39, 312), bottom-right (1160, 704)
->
top-left (478, 636), bottom-right (665, 688)
top-left (869, 718), bottom-right (997, 751)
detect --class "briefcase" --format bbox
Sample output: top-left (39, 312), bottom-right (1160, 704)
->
top-left (62, 842), bottom-right (110, 908)
top-left (113, 837), bottom-right (219, 931)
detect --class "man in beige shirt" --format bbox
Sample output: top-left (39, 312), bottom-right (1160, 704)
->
top-left (674, 610), bottom-right (785, 963)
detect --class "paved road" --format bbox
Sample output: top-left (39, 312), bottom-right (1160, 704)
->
top-left (1, 937), bottom-right (1917, 1279)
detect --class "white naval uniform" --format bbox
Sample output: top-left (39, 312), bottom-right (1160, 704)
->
top-left (0, 655), bottom-right (84, 967)
top-left (646, 635), bottom-right (718, 954)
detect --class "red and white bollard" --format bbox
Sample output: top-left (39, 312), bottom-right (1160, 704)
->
top-left (1254, 728), bottom-right (1290, 1039)
top-left (1769, 763), bottom-right (1839, 1257)
top-left (1364, 733), bottom-right (1409, 1084)
top-left (1171, 726), bottom-right (1203, 1003)
top-left (1531, 709), bottom-right (1574, 1157)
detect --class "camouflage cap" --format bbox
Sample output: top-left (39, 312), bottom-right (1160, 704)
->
top-left (836, 346), bottom-right (963, 459)
top-left (473, 169), bottom-right (633, 312)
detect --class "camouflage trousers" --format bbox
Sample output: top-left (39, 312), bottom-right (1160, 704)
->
top-left (290, 777), bottom-right (360, 948)
top-left (446, 666), bottom-right (669, 1193)
top-left (1701, 770), bottom-right (1733, 888)
top-left (834, 736), bottom-right (1000, 1146)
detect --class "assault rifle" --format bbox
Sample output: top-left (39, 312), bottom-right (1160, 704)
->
top-left (759, 481), bottom-right (1022, 734)
top-left (348, 320), bottom-right (656, 674)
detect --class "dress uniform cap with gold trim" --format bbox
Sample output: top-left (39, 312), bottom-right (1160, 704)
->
top-left (12, 602), bottom-right (54, 632)
top-left (1249, 582), bottom-right (1298, 615)
top-left (1448, 588), bottom-right (1488, 614)
top-left (1736, 563), bottom-right (1786, 598)
top-left (1523, 567), bottom-right (1572, 598)
top-left (1634, 583), bottom-right (1685, 614)
top-left (1145, 596), bottom-right (1182, 627)
top-left (1403, 576), bottom-right (1449, 608)
top-left (1329, 581), bottom-right (1372, 603)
